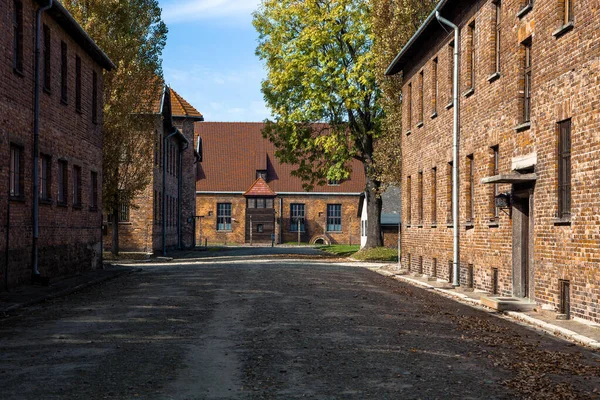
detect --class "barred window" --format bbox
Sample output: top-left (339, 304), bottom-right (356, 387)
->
top-left (326, 204), bottom-right (342, 232)
top-left (58, 160), bottom-right (68, 204)
top-left (558, 119), bottom-right (571, 219)
top-left (290, 203), bottom-right (305, 232)
top-left (61, 41), bottom-right (68, 103)
top-left (13, 0), bottom-right (23, 73)
top-left (40, 154), bottom-right (52, 201)
top-left (9, 144), bottom-right (23, 198)
top-left (90, 171), bottom-right (98, 210)
top-left (523, 41), bottom-right (532, 123)
top-left (73, 165), bottom-right (82, 207)
top-left (76, 55), bottom-right (82, 112)
top-left (43, 24), bottom-right (51, 91)
top-left (217, 203), bottom-right (232, 231)
top-left (431, 167), bottom-right (437, 224)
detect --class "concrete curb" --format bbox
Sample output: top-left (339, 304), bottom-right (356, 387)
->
top-left (370, 266), bottom-right (600, 351)
top-left (1, 267), bottom-right (141, 315)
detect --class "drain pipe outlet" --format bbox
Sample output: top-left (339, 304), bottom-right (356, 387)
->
top-left (436, 11), bottom-right (461, 287)
top-left (32, 0), bottom-right (53, 278)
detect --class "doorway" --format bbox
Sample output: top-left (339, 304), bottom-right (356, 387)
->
top-left (512, 187), bottom-right (534, 299)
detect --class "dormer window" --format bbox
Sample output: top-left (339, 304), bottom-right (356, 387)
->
top-left (327, 179), bottom-right (340, 186)
top-left (256, 170), bottom-right (267, 180)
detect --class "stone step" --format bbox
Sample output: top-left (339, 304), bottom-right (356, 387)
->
top-left (481, 296), bottom-right (537, 312)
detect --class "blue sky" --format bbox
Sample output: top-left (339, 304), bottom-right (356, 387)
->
top-left (158, 0), bottom-right (270, 122)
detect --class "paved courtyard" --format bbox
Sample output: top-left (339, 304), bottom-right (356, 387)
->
top-left (0, 253), bottom-right (599, 399)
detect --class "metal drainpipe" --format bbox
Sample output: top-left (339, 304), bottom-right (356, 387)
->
top-left (436, 11), bottom-right (461, 287)
top-left (163, 130), bottom-right (178, 256)
top-left (177, 139), bottom-right (189, 250)
top-left (32, 0), bottom-right (53, 278)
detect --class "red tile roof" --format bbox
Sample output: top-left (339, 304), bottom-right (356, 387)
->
top-left (243, 178), bottom-right (277, 197)
top-left (195, 122), bottom-right (366, 193)
top-left (150, 85), bottom-right (203, 120)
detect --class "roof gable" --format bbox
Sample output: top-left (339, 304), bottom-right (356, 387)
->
top-left (244, 178), bottom-right (276, 197)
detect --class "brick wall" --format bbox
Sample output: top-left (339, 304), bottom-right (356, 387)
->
top-left (0, 0), bottom-right (106, 288)
top-left (398, 0), bottom-right (600, 322)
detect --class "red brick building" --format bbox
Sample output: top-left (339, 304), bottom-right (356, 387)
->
top-left (103, 87), bottom-right (203, 253)
top-left (0, 0), bottom-right (114, 288)
top-left (387, 0), bottom-right (600, 322)
top-left (195, 123), bottom-right (366, 245)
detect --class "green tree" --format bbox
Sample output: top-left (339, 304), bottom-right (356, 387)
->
top-left (62, 0), bottom-right (167, 255)
top-left (254, 0), bottom-right (385, 248)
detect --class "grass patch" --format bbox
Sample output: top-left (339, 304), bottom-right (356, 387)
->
top-left (352, 247), bottom-right (398, 262)
top-left (318, 244), bottom-right (360, 257)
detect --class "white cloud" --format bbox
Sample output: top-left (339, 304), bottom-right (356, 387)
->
top-left (162, 0), bottom-right (261, 23)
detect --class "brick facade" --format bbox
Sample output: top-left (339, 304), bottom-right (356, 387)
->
top-left (195, 123), bottom-right (365, 245)
top-left (0, 0), bottom-right (112, 288)
top-left (103, 89), bottom-right (202, 253)
top-left (388, 0), bottom-right (600, 322)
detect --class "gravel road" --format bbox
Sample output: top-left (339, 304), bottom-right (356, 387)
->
top-left (0, 255), bottom-right (598, 399)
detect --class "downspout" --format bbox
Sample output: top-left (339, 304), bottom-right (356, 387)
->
top-left (177, 135), bottom-right (190, 250)
top-left (163, 130), bottom-right (178, 256)
top-left (32, 0), bottom-right (53, 278)
top-left (436, 11), bottom-right (461, 287)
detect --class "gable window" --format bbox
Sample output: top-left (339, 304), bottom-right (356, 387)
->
top-left (522, 40), bottom-right (532, 123)
top-left (558, 119), bottom-right (571, 219)
top-left (431, 167), bottom-right (437, 224)
top-left (61, 42), bottom-right (68, 104)
top-left (217, 203), bottom-right (232, 231)
top-left (73, 165), bottom-right (82, 207)
top-left (326, 204), bottom-right (342, 232)
top-left (327, 179), bottom-right (340, 186)
top-left (43, 25), bottom-right (51, 91)
top-left (9, 144), bottom-right (23, 198)
top-left (432, 58), bottom-right (438, 115)
top-left (290, 203), bottom-right (305, 232)
top-left (40, 154), bottom-right (52, 201)
top-left (13, 0), bottom-right (23, 73)
top-left (256, 170), bottom-right (267, 180)
top-left (76, 56), bottom-right (82, 112)
top-left (466, 155), bottom-right (474, 223)
top-left (90, 171), bottom-right (98, 210)
top-left (407, 175), bottom-right (412, 225)
top-left (92, 71), bottom-right (98, 123)
top-left (58, 160), bottom-right (68, 205)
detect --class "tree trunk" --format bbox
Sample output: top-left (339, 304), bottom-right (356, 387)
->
top-left (364, 173), bottom-right (383, 248)
top-left (111, 193), bottom-right (119, 257)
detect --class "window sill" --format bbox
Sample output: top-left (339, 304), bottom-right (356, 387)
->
top-left (326, 231), bottom-right (343, 234)
top-left (445, 223), bottom-right (454, 228)
top-left (514, 122), bottom-right (531, 132)
top-left (416, 121), bottom-right (424, 128)
top-left (406, 224), bottom-right (412, 228)
top-left (61, 98), bottom-right (69, 106)
top-left (73, 204), bottom-right (83, 210)
top-left (431, 223), bottom-right (437, 228)
top-left (10, 196), bottom-right (25, 203)
top-left (552, 22), bottom-right (574, 38)
top-left (76, 108), bottom-right (82, 115)
top-left (517, 3), bottom-right (532, 18)
top-left (405, 130), bottom-right (412, 136)
top-left (552, 217), bottom-right (571, 226)
top-left (43, 87), bottom-right (52, 95)
top-left (464, 222), bottom-right (474, 230)
top-left (89, 207), bottom-right (98, 212)
top-left (445, 102), bottom-right (454, 110)
top-left (487, 72), bottom-right (500, 83)
top-left (430, 111), bottom-right (438, 119)
top-left (217, 230), bottom-right (233, 233)
top-left (290, 231), bottom-right (305, 233)
top-left (57, 202), bottom-right (68, 208)
top-left (39, 198), bottom-right (53, 205)
top-left (415, 224), bottom-right (423, 228)
top-left (13, 68), bottom-right (24, 77)
top-left (463, 88), bottom-right (475, 98)
top-left (486, 219), bottom-right (499, 228)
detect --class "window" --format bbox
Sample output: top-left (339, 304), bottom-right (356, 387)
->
top-left (247, 198), bottom-right (256, 208)
top-left (493, 1), bottom-right (501, 74)
top-left (466, 155), bottom-right (474, 223)
top-left (257, 224), bottom-right (264, 233)
top-left (406, 83), bottom-right (412, 131)
top-left (326, 204), bottom-right (342, 232)
top-left (43, 25), bottom-right (51, 91)
top-left (119, 203), bottom-right (130, 223)
top-left (290, 203), bottom-right (305, 232)
top-left (448, 41), bottom-right (454, 105)
top-left (61, 42), bottom-right (68, 103)
top-left (13, 0), bottom-right (23, 73)
top-left (40, 154), bottom-right (52, 201)
top-left (467, 22), bottom-right (476, 91)
top-left (158, 191), bottom-right (162, 223)
top-left (92, 71), bottom-right (98, 123)
top-left (418, 171), bottom-right (423, 223)
top-left (418, 70), bottom-right (424, 124)
top-left (447, 162), bottom-right (453, 223)
top-left (491, 145), bottom-right (499, 219)
top-left (90, 171), bottom-right (98, 210)
top-left (327, 179), bottom-right (340, 186)
top-left (523, 41), bottom-right (532, 123)
top-left (256, 198), bottom-right (265, 208)
top-left (153, 190), bottom-right (157, 222)
top-left (432, 58), bottom-right (438, 115)
top-left (256, 170), bottom-right (267, 180)
top-left (407, 175), bottom-right (412, 225)
top-left (75, 55), bottom-right (82, 112)
top-left (563, 0), bottom-right (573, 25)
top-left (558, 119), bottom-right (571, 219)
top-left (73, 165), bottom-right (82, 207)
top-left (217, 203), bottom-right (232, 231)
top-left (58, 160), bottom-right (68, 205)
top-left (431, 167), bottom-right (437, 224)
top-left (9, 144), bottom-right (23, 198)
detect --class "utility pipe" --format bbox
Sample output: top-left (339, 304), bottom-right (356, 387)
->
top-left (436, 11), bottom-right (461, 287)
top-left (32, 0), bottom-right (53, 278)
